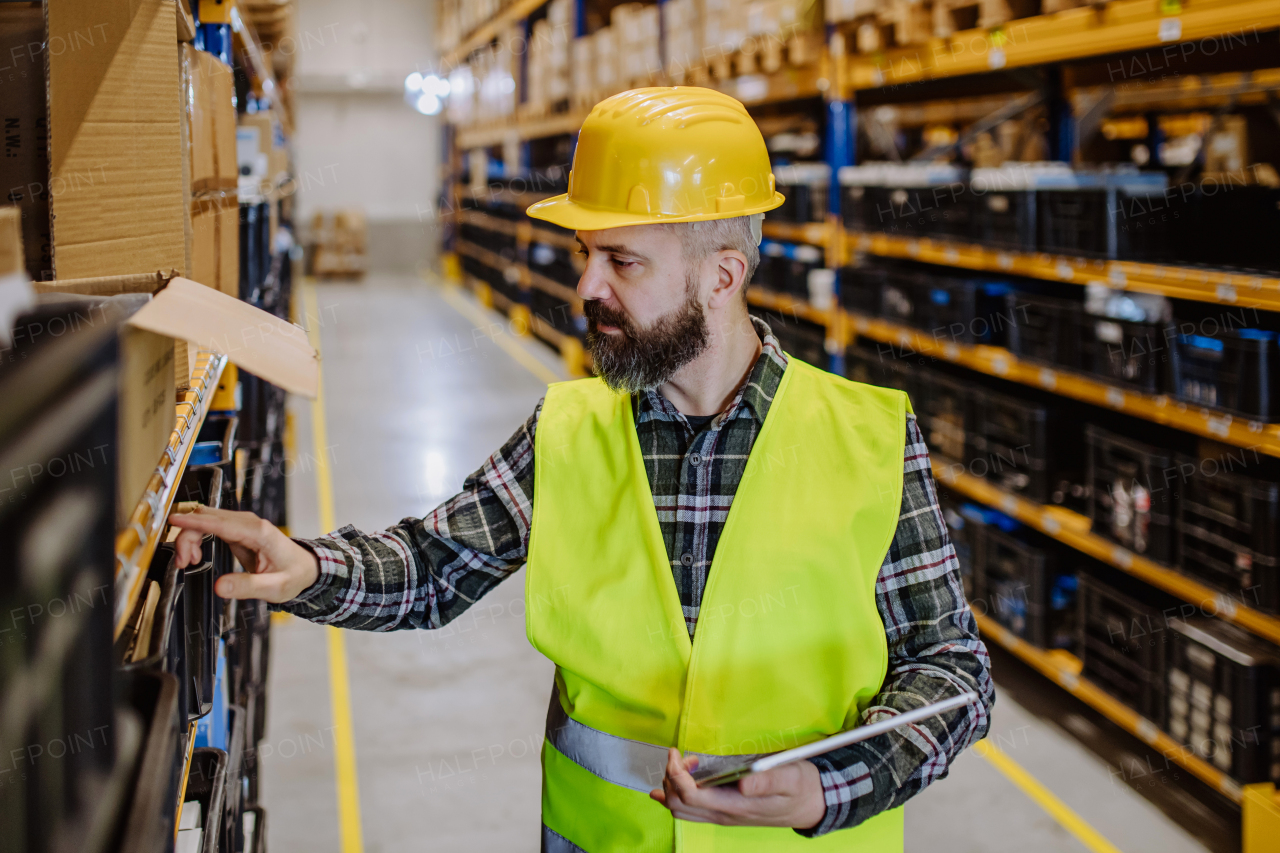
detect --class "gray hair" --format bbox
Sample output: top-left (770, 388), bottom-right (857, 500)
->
top-left (665, 213), bottom-right (763, 290)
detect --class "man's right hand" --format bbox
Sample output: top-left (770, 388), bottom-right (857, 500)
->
top-left (168, 507), bottom-right (320, 603)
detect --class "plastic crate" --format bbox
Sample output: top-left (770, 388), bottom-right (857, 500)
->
top-left (838, 163), bottom-right (969, 239)
top-left (970, 165), bottom-right (1054, 252)
top-left (1080, 315), bottom-right (1174, 394)
top-left (1037, 183), bottom-right (1109, 257)
top-left (784, 243), bottom-right (824, 299)
top-left (1166, 618), bottom-right (1280, 785)
top-left (966, 386), bottom-right (1051, 503)
top-left (973, 514), bottom-right (1077, 649)
top-left (938, 488), bottom-right (987, 600)
top-left (1077, 574), bottom-right (1170, 726)
top-left (839, 264), bottom-right (888, 317)
top-left (182, 748), bottom-right (230, 853)
top-left (1007, 291), bottom-right (1085, 371)
top-left (1171, 328), bottom-right (1279, 421)
top-left (771, 163), bottom-right (830, 223)
top-left (1086, 425), bottom-right (1178, 564)
top-left (116, 670), bottom-right (183, 853)
top-left (755, 239), bottom-right (789, 293)
top-left (1176, 455), bottom-right (1280, 615)
top-left (1187, 185), bottom-right (1280, 273)
top-left (914, 368), bottom-right (971, 462)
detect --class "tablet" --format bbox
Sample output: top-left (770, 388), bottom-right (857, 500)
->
top-left (690, 691), bottom-right (980, 787)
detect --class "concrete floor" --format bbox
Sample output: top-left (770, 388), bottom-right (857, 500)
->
top-left (261, 273), bottom-right (1217, 853)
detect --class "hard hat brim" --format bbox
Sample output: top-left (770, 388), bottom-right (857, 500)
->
top-left (526, 191), bottom-right (786, 232)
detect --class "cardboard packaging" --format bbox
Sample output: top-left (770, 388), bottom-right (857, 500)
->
top-left (191, 191), bottom-right (240, 297)
top-left (47, 0), bottom-right (185, 280)
top-left (29, 274), bottom-right (319, 527)
top-left (0, 3), bottom-right (51, 282)
top-left (237, 113), bottom-right (287, 193)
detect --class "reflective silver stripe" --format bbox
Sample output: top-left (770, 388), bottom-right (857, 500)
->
top-left (542, 824), bottom-right (589, 853)
top-left (543, 685), bottom-right (762, 794)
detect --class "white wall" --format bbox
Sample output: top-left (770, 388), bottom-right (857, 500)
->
top-left (292, 0), bottom-right (442, 263)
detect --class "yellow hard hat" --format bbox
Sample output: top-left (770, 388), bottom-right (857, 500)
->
top-left (526, 87), bottom-right (784, 231)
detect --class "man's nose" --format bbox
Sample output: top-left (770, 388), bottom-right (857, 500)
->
top-left (577, 259), bottom-right (612, 302)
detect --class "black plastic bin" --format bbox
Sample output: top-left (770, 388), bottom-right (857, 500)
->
top-left (115, 669), bottom-right (183, 853)
top-left (1080, 315), bottom-right (1173, 394)
top-left (183, 747), bottom-right (230, 853)
top-left (753, 309), bottom-right (827, 367)
top-left (913, 368), bottom-right (971, 463)
top-left (1175, 455), bottom-right (1280, 615)
top-left (974, 517), bottom-right (1077, 650)
top-left (1166, 618), bottom-right (1280, 785)
top-left (969, 166), bottom-right (1040, 252)
top-left (839, 264), bottom-right (887, 317)
top-left (1170, 329), bottom-right (1279, 421)
top-left (1077, 573), bottom-right (1170, 726)
top-left (1086, 425), bottom-right (1178, 565)
top-left (1007, 291), bottom-right (1085, 371)
top-left (845, 343), bottom-right (917, 397)
top-left (966, 386), bottom-right (1051, 503)
top-left (1187, 184), bottom-right (1280, 273)
top-left (771, 163), bottom-right (829, 223)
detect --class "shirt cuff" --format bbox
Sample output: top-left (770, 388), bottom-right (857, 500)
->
top-left (794, 754), bottom-right (874, 837)
top-left (273, 536), bottom-right (348, 609)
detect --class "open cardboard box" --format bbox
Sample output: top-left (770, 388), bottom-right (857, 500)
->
top-left (33, 273), bottom-right (318, 527)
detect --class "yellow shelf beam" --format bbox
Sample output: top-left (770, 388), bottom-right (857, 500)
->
top-left (941, 464), bottom-right (1280, 646)
top-left (844, 230), bottom-right (1280, 311)
top-left (973, 612), bottom-right (1245, 803)
top-left (457, 110), bottom-right (588, 149)
top-left (460, 209), bottom-right (577, 253)
top-left (114, 352), bottom-right (228, 638)
top-left (845, 0), bottom-right (1280, 91)
top-left (456, 238), bottom-right (583, 308)
top-left (846, 311), bottom-right (1280, 458)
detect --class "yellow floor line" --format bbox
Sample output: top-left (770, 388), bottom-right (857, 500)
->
top-left (301, 280), bottom-right (365, 853)
top-left (434, 279), bottom-right (564, 385)
top-left (974, 740), bottom-right (1124, 853)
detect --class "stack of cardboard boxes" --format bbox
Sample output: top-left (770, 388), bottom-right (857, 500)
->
top-left (309, 209), bottom-right (368, 279)
top-left (526, 0), bottom-right (574, 116)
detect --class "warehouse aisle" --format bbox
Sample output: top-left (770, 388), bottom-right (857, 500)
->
top-left (262, 275), bottom-right (1212, 853)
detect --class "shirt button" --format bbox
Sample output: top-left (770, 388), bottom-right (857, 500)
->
top-left (689, 453), bottom-right (703, 467)
top-left (680, 552), bottom-right (694, 567)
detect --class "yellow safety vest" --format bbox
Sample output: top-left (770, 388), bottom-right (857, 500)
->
top-left (527, 358), bottom-right (910, 852)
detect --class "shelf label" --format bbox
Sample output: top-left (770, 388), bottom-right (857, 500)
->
top-left (1055, 262), bottom-right (1075, 280)
top-left (1105, 387), bottom-right (1125, 409)
top-left (1112, 547), bottom-right (1134, 568)
top-left (1206, 416), bottom-right (1231, 438)
top-left (1158, 17), bottom-right (1182, 42)
top-left (943, 344), bottom-right (960, 361)
top-left (1042, 516), bottom-right (1061, 535)
top-left (1213, 595), bottom-right (1238, 619)
top-left (907, 240), bottom-right (921, 258)
top-left (1219, 777), bottom-right (1242, 800)
top-left (988, 47), bottom-right (1006, 69)
top-left (1059, 671), bottom-right (1079, 691)
top-left (1108, 267), bottom-right (1126, 287)
top-left (991, 356), bottom-right (1010, 376)
top-left (944, 248), bottom-right (960, 264)
top-left (1038, 368), bottom-right (1057, 389)
top-left (1135, 719), bottom-right (1159, 745)
top-left (1001, 495), bottom-right (1018, 513)
top-left (996, 253), bottom-right (1014, 270)
top-left (1215, 284), bottom-right (1237, 303)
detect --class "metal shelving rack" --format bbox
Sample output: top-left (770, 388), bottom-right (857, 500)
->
top-left (439, 0), bottom-right (1280, 842)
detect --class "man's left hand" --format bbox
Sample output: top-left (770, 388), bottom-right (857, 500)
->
top-left (649, 747), bottom-right (826, 830)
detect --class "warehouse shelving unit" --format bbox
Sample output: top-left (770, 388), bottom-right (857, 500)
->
top-left (440, 0), bottom-right (1280, 845)
top-left (114, 352), bottom-right (228, 636)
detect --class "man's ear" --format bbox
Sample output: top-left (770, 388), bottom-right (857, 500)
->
top-left (707, 250), bottom-right (748, 310)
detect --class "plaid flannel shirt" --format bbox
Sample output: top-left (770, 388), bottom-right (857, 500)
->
top-left (283, 319), bottom-right (994, 836)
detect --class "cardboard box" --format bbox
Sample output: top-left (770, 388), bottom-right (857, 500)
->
top-left (190, 191), bottom-right (238, 296)
top-left (0, 3), bottom-right (51, 282)
top-left (47, 0), bottom-right (185, 280)
top-left (238, 113), bottom-right (287, 191)
top-left (183, 44), bottom-right (217, 193)
top-left (24, 293), bottom-right (176, 528)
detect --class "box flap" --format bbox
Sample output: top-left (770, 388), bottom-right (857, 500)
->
top-left (33, 270), bottom-right (177, 296)
top-left (126, 277), bottom-right (318, 397)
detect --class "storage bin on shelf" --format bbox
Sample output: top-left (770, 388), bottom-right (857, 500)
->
top-left (1079, 287), bottom-right (1174, 395)
top-left (180, 747), bottom-right (230, 853)
top-left (1086, 424), bottom-right (1178, 566)
top-left (845, 341), bottom-right (918, 397)
top-left (1170, 328), bottom-right (1280, 422)
top-left (966, 385), bottom-right (1052, 503)
top-left (751, 307), bottom-right (827, 367)
top-left (115, 669), bottom-right (183, 853)
top-left (771, 162), bottom-right (830, 224)
top-left (1036, 168), bottom-right (1167, 260)
top-left (972, 509), bottom-right (1078, 650)
top-left (913, 367), bottom-right (970, 463)
top-left (1077, 572), bottom-right (1170, 727)
top-left (838, 162), bottom-right (970, 240)
top-left (1175, 453), bottom-right (1280, 615)
top-left (1166, 618), bottom-right (1280, 786)
top-left (1006, 290), bottom-right (1085, 371)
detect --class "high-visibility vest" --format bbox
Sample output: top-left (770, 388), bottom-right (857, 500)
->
top-left (527, 358), bottom-right (911, 852)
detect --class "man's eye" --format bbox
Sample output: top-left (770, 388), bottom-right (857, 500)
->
top-left (612, 258), bottom-right (636, 268)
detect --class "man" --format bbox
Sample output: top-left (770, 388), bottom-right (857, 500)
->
top-left (171, 87), bottom-right (993, 850)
